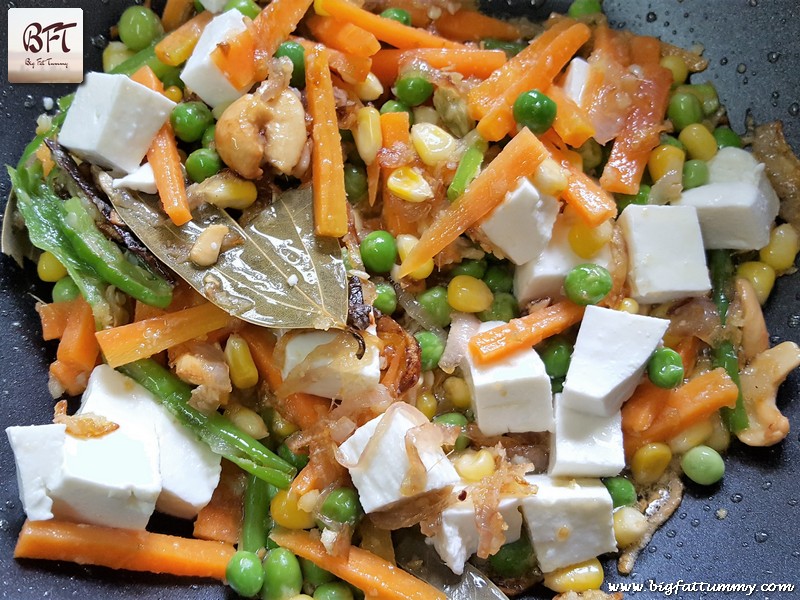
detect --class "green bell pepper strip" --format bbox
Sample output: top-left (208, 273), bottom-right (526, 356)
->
top-left (109, 40), bottom-right (177, 79)
top-left (447, 145), bottom-right (484, 201)
top-left (240, 473), bottom-right (277, 553)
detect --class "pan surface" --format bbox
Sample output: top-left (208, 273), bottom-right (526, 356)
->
top-left (0, 1), bottom-right (798, 598)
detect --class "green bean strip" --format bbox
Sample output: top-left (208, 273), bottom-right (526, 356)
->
top-left (447, 145), bottom-right (484, 201)
top-left (109, 40), bottom-right (176, 79)
top-left (240, 474), bottom-right (277, 554)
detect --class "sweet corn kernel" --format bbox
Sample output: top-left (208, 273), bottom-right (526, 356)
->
top-left (447, 275), bottom-right (494, 313)
top-left (678, 123), bottom-right (718, 161)
top-left (410, 123), bottom-right (457, 167)
top-left (631, 442), bottom-right (673, 485)
top-left (648, 144), bottom-right (685, 182)
top-left (35, 114), bottom-right (53, 135)
top-left (289, 595), bottom-right (315, 600)
top-left (668, 419), bottom-right (713, 454)
top-left (199, 173), bottom-right (258, 209)
top-left (416, 391), bottom-right (438, 420)
top-left (568, 218), bottom-right (612, 259)
top-left (533, 158), bottom-right (569, 197)
top-left (413, 106), bottom-right (440, 126)
top-left (164, 85), bottom-right (184, 103)
top-left (736, 261), bottom-right (776, 305)
top-left (443, 376), bottom-right (472, 409)
top-left (387, 166), bottom-right (434, 203)
top-left (270, 409), bottom-right (299, 442)
top-left (613, 506), bottom-right (649, 548)
top-left (617, 297), bottom-right (640, 314)
top-left (225, 334), bottom-right (259, 389)
top-left (705, 412), bottom-right (731, 453)
top-left (354, 106), bottom-right (382, 165)
top-left (354, 72), bottom-right (384, 101)
top-left (37, 251), bottom-right (67, 282)
top-left (271, 489), bottom-right (317, 529)
top-left (543, 558), bottom-right (604, 593)
top-left (224, 404), bottom-right (269, 439)
top-left (660, 54), bottom-right (689, 84)
top-left (102, 41), bottom-right (134, 73)
top-left (454, 449), bottom-right (496, 482)
top-left (759, 223), bottom-right (800, 272)
top-left (396, 234), bottom-right (435, 280)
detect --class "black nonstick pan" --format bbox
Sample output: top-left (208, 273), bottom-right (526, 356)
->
top-left (0, 1), bottom-right (798, 598)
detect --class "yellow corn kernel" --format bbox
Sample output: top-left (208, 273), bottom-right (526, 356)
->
top-left (613, 506), bottom-right (649, 548)
top-left (678, 123), bottom-right (718, 161)
top-left (164, 85), bottom-right (184, 103)
top-left (447, 275), bottom-right (493, 313)
top-left (533, 158), bottom-right (568, 197)
top-left (630, 442), bottom-right (673, 485)
top-left (668, 419), bottom-right (713, 454)
top-left (396, 234), bottom-right (434, 280)
top-left (271, 489), bottom-right (317, 530)
top-left (225, 334), bottom-right (259, 389)
top-left (648, 144), bottom-right (685, 182)
top-left (416, 391), bottom-right (438, 420)
top-left (224, 404), bottom-right (269, 439)
top-left (759, 223), bottom-right (800, 272)
top-left (37, 251), bottom-right (67, 282)
top-left (413, 106), bottom-right (441, 126)
top-left (660, 54), bottom-right (689, 84)
top-left (353, 72), bottom-right (384, 101)
top-left (617, 297), bottom-right (640, 314)
top-left (454, 449), bottom-right (496, 482)
top-left (102, 41), bottom-right (134, 73)
top-left (197, 172), bottom-right (258, 209)
top-left (289, 596), bottom-right (315, 600)
top-left (354, 106), bottom-right (382, 165)
top-left (543, 558), bottom-right (604, 593)
top-left (443, 376), bottom-right (472, 409)
top-left (270, 409), bottom-right (299, 442)
top-left (35, 114), bottom-right (53, 135)
top-left (736, 261), bottom-right (776, 305)
top-left (705, 412), bottom-right (731, 453)
top-left (568, 218), bottom-right (612, 259)
top-left (410, 123), bottom-right (457, 167)
top-left (387, 166), bottom-right (434, 203)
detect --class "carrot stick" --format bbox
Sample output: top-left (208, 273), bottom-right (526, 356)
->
top-left (468, 300), bottom-right (585, 365)
top-left (161, 0), bottom-right (195, 32)
top-left (95, 302), bottom-right (232, 368)
top-left (57, 297), bottom-right (99, 373)
top-left (377, 0), bottom-right (431, 27)
top-left (292, 36), bottom-right (373, 83)
top-left (252, 0), bottom-right (315, 58)
top-left (630, 35), bottom-right (661, 65)
top-left (193, 461), bottom-right (246, 545)
top-left (306, 45), bottom-right (348, 238)
top-left (318, 0), bottom-right (462, 50)
top-left (211, 27), bottom-right (258, 90)
top-left (547, 85), bottom-right (595, 148)
top-left (380, 110), bottom-right (411, 150)
top-left (397, 128), bottom-right (548, 278)
top-left (367, 158), bottom-right (380, 206)
top-left (434, 9), bottom-right (521, 42)
top-left (134, 300), bottom-right (167, 323)
top-left (369, 48), bottom-right (506, 86)
top-left (307, 14), bottom-right (381, 58)
top-left (672, 335), bottom-right (701, 375)
top-left (270, 528), bottom-right (446, 600)
top-left (155, 10), bottom-right (213, 66)
top-left (37, 301), bottom-right (74, 341)
top-left (593, 24), bottom-right (631, 67)
top-left (49, 360), bottom-right (90, 397)
top-left (15, 519), bottom-right (235, 580)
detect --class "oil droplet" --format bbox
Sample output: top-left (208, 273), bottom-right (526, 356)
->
top-left (690, 518), bottom-right (700, 527)
top-left (788, 499), bottom-right (798, 507)
top-left (664, 552), bottom-right (672, 560)
top-left (720, 57), bottom-right (729, 66)
top-left (90, 34), bottom-right (107, 49)
top-left (742, 77), bottom-right (749, 85)
top-left (789, 103), bottom-right (800, 116)
top-left (23, 95), bottom-right (35, 109)
top-left (773, 91), bottom-right (781, 99)
top-left (755, 531), bottom-right (769, 543)
top-left (0, 519), bottom-right (7, 531)
top-left (692, 553), bottom-right (700, 559)
top-left (742, 541), bottom-right (750, 548)
top-left (737, 63), bottom-right (747, 74)
top-left (731, 493), bottom-right (744, 503)
top-left (666, 529), bottom-right (677, 538)
top-left (792, 551), bottom-right (800, 558)
top-left (763, 481), bottom-right (773, 490)
top-left (676, 541), bottom-right (684, 548)
top-left (768, 52), bottom-right (780, 63)
top-left (749, 0), bottom-right (758, 5)
top-left (679, 512), bottom-right (687, 519)
top-left (648, 545), bottom-right (657, 553)
top-left (646, 12), bottom-right (657, 22)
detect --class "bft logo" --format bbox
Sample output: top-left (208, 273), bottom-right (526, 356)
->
top-left (8, 8), bottom-right (84, 84)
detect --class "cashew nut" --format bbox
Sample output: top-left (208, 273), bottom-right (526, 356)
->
top-left (736, 277), bottom-right (769, 362)
top-left (263, 89), bottom-right (307, 176)
top-left (189, 223), bottom-right (229, 267)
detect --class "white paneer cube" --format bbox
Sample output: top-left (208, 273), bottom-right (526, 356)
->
top-left (198, 0), bottom-right (228, 12)
top-left (520, 475), bottom-right (616, 573)
top-left (461, 321), bottom-right (553, 436)
top-left (48, 424), bottom-right (161, 530)
top-left (337, 404), bottom-right (460, 514)
top-left (563, 58), bottom-right (591, 107)
top-left (549, 394), bottom-right (624, 477)
top-left (180, 10), bottom-right (251, 108)
top-left (561, 305), bottom-right (669, 417)
top-left (429, 491), bottom-right (523, 575)
top-left (514, 213), bottom-right (613, 306)
top-left (478, 178), bottom-right (560, 265)
top-left (6, 424), bottom-right (67, 521)
top-left (618, 204), bottom-right (711, 303)
top-left (58, 72), bottom-right (175, 173)
top-left (113, 162), bottom-right (157, 195)
top-left (280, 330), bottom-right (380, 400)
top-left (79, 366), bottom-right (221, 519)
top-left (675, 147), bottom-right (780, 250)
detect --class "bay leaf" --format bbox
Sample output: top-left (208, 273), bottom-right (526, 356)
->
top-left (97, 171), bottom-right (349, 330)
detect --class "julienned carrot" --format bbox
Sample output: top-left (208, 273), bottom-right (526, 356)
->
top-left (211, 28), bottom-right (257, 90)
top-left (306, 45), bottom-right (348, 238)
top-left (252, 0), bottom-right (315, 58)
top-left (57, 297), bottom-right (99, 374)
top-left (380, 110), bottom-right (411, 150)
top-left (377, 0), bottom-right (431, 27)
top-left (468, 301), bottom-right (585, 364)
top-left (398, 128), bottom-right (548, 278)
top-left (367, 159), bottom-right (380, 206)
top-left (134, 300), bottom-right (167, 323)
top-left (369, 48), bottom-right (507, 86)
top-left (672, 335), bottom-right (701, 375)
top-left (37, 301), bottom-right (73, 341)
top-left (155, 10), bottom-right (213, 66)
top-left (434, 9), bottom-right (521, 42)
top-left (630, 35), bottom-right (661, 65)
top-left (593, 23), bottom-right (631, 67)
top-left (306, 14), bottom-right (381, 58)
top-left (15, 519), bottom-right (235, 580)
top-left (292, 36), bottom-right (372, 83)
top-left (95, 302), bottom-right (232, 368)
top-left (547, 85), bottom-right (595, 148)
top-left (318, 0), bottom-right (462, 50)
top-left (193, 461), bottom-right (246, 545)
top-left (49, 360), bottom-right (89, 397)
top-left (270, 528), bottom-right (446, 600)
top-left (161, 0), bottom-right (195, 32)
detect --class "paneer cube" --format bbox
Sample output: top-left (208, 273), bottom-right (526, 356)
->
top-left (520, 475), bottom-right (616, 573)
top-left (198, 0), bottom-right (228, 12)
top-left (336, 404), bottom-right (460, 514)
top-left (58, 72), bottom-right (176, 173)
top-left (563, 58), bottom-right (591, 107)
top-left (113, 162), bottom-right (157, 195)
top-left (461, 321), bottom-right (553, 436)
top-left (561, 305), bottom-right (669, 417)
top-left (618, 204), bottom-right (711, 303)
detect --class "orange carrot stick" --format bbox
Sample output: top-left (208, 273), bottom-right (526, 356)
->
top-left (434, 9), bottom-right (521, 42)
top-left (49, 360), bottom-right (90, 397)
top-left (377, 0), bottom-right (431, 27)
top-left (57, 297), bottom-right (99, 373)
top-left (37, 301), bottom-right (74, 341)
top-left (15, 519), bottom-right (235, 580)
top-left (380, 110), bottom-right (411, 150)
top-left (193, 461), bottom-right (246, 545)
top-left (367, 158), bottom-right (380, 206)
top-left (161, 0), bottom-right (195, 32)
top-left (630, 35), bottom-right (661, 65)
top-left (307, 14), bottom-right (381, 58)
top-left (547, 85), bottom-right (595, 148)
top-left (292, 36), bottom-right (373, 83)
top-left (211, 27), bottom-right (257, 90)
top-left (155, 10), bottom-right (213, 66)
top-left (369, 48), bottom-right (506, 86)
top-left (252, 0), bottom-right (315, 58)
top-left (397, 128), bottom-right (548, 278)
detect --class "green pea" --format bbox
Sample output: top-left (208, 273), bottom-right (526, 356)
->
top-left (185, 148), bottom-right (222, 183)
top-left (603, 476), bottom-right (637, 508)
top-left (314, 582), bottom-right (355, 600)
top-left (538, 336), bottom-right (572, 379)
top-left (373, 282), bottom-right (397, 315)
top-left (563, 263), bottom-right (612, 305)
top-left (432, 412), bottom-right (469, 451)
top-left (477, 292), bottom-right (518, 323)
top-left (277, 443), bottom-right (309, 471)
top-left (224, 0), bottom-right (261, 18)
top-left (379, 7), bottom-right (411, 26)
top-left (681, 445), bottom-right (725, 485)
top-left (319, 488), bottom-right (362, 527)
top-left (615, 184), bottom-right (651, 215)
top-left (275, 41), bottom-right (306, 89)
top-left (344, 163), bottom-right (368, 205)
top-left (52, 277), bottom-right (80, 303)
top-left (380, 100), bottom-right (414, 124)
top-left (417, 286), bottom-right (452, 327)
top-left (262, 548), bottom-right (303, 600)
top-left (450, 259), bottom-right (487, 279)
top-left (226, 550), bottom-right (265, 598)
top-left (682, 159), bottom-right (709, 190)
top-left (482, 38), bottom-right (527, 58)
top-left (512, 89), bottom-right (557, 134)
top-left (648, 347), bottom-right (684, 388)
top-left (488, 534), bottom-right (537, 579)
top-left (677, 82), bottom-right (719, 116)
top-left (171, 101), bottom-right (214, 143)
top-left (202, 123), bottom-right (216, 148)
top-left (667, 92), bottom-right (703, 131)
top-left (299, 557), bottom-right (336, 589)
top-left (660, 134), bottom-right (685, 151)
top-left (118, 6), bottom-right (163, 52)
top-left (394, 76), bottom-right (434, 107)
top-left (194, 0), bottom-right (205, 12)
top-left (713, 126), bottom-right (742, 149)
top-left (414, 331), bottom-right (445, 371)
top-left (359, 230), bottom-right (397, 274)
top-left (483, 264), bottom-right (513, 294)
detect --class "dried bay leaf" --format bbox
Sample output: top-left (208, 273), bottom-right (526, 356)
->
top-left (97, 171), bottom-right (348, 330)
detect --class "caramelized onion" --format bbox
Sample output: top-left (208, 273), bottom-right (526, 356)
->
top-left (438, 312), bottom-right (480, 374)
